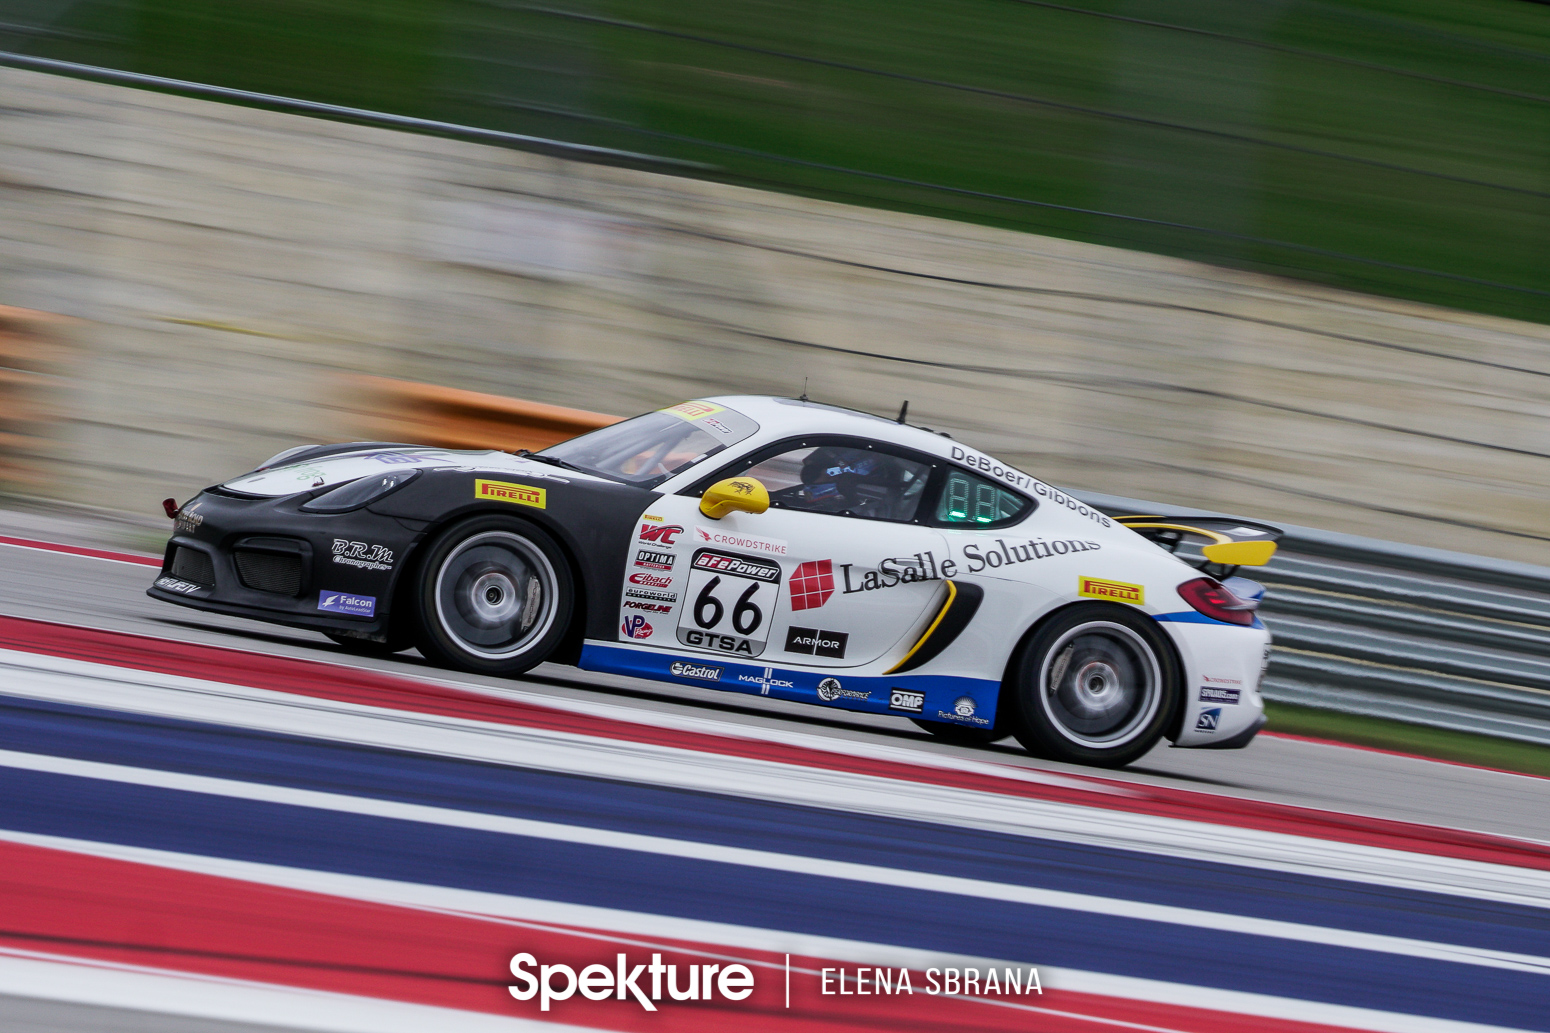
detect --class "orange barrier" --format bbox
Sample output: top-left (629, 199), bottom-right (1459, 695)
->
top-left (0, 307), bottom-right (72, 487)
top-left (349, 375), bottom-right (621, 453)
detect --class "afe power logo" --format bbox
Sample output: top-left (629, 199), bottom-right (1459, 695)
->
top-left (1078, 576), bottom-right (1144, 605)
top-left (475, 479), bottom-right (547, 509)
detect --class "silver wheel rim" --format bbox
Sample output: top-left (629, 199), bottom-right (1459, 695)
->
top-left (434, 531), bottom-right (559, 660)
top-left (1038, 620), bottom-right (1161, 748)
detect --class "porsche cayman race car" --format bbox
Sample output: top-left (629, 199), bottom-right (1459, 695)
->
top-left (148, 395), bottom-right (1280, 767)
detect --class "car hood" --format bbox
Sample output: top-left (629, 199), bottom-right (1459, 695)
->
top-left (222, 448), bottom-right (567, 498)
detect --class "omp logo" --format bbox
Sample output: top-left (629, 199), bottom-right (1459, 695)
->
top-left (1078, 577), bottom-right (1144, 605)
top-left (475, 480), bottom-right (546, 508)
top-left (1196, 707), bottom-right (1222, 731)
top-left (888, 689), bottom-right (925, 714)
top-left (638, 523), bottom-right (684, 545)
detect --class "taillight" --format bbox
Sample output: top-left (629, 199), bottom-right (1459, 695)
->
top-left (1177, 577), bottom-right (1256, 626)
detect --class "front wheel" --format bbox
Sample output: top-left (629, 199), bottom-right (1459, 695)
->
top-left (414, 515), bottom-right (574, 675)
top-left (1009, 604), bottom-right (1180, 768)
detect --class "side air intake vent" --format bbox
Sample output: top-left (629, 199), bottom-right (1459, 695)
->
top-left (170, 547), bottom-right (215, 587)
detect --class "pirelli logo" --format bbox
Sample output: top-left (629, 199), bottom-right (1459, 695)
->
top-left (1078, 576), bottom-right (1143, 605)
top-left (475, 479), bottom-right (546, 508)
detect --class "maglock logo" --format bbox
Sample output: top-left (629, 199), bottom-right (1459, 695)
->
top-left (509, 953), bottom-right (754, 1012)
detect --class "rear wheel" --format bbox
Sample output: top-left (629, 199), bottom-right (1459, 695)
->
top-left (414, 515), bottom-right (573, 675)
top-left (1009, 604), bottom-right (1179, 768)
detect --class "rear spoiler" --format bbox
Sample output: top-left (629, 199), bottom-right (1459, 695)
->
top-left (1107, 511), bottom-right (1282, 577)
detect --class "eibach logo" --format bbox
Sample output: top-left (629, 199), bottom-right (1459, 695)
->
top-left (621, 615), bottom-right (653, 639)
top-left (639, 523), bottom-right (684, 545)
top-left (629, 572), bottom-right (673, 587)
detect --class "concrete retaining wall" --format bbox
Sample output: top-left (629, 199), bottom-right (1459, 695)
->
top-left (3, 66), bottom-right (1548, 562)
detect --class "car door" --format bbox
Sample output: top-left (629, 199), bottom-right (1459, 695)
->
top-left (616, 439), bottom-right (950, 669)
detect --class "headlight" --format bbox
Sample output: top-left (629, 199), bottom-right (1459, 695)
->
top-left (300, 469), bottom-right (421, 513)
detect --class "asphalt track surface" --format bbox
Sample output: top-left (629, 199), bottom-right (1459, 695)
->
top-left (1, 507), bottom-right (1548, 1033)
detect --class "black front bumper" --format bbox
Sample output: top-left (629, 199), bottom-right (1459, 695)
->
top-left (145, 489), bottom-right (427, 637)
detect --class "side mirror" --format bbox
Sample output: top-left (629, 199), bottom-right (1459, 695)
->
top-left (699, 477), bottom-right (770, 520)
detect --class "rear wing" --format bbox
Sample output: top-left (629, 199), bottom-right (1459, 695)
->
top-left (1106, 511), bottom-right (1282, 577)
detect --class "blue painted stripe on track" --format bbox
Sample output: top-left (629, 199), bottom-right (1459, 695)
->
top-left (0, 765), bottom-right (1546, 1030)
top-left (0, 692), bottom-right (1547, 961)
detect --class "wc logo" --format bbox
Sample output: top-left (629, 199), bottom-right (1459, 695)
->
top-left (510, 952), bottom-right (755, 1012)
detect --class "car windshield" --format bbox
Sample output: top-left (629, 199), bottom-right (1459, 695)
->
top-left (538, 402), bottom-right (759, 488)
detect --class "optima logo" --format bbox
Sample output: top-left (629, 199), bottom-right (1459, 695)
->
top-left (509, 952), bottom-right (753, 1012)
top-left (475, 479), bottom-right (546, 508)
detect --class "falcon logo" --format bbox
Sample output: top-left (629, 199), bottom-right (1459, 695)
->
top-left (638, 524), bottom-right (684, 545)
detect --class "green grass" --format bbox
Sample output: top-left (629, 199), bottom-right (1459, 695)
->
top-left (1265, 700), bottom-right (1550, 778)
top-left (10, 0), bottom-right (1550, 322)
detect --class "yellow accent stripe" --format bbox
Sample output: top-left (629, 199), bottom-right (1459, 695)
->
top-left (1117, 521), bottom-right (1234, 546)
top-left (885, 580), bottom-right (957, 675)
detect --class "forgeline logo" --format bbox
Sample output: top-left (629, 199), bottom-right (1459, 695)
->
top-left (509, 953), bottom-right (754, 1011)
top-left (475, 479), bottom-right (546, 508)
top-left (1078, 576), bottom-right (1144, 605)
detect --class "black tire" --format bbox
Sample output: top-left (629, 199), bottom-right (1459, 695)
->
top-left (1008, 604), bottom-right (1180, 768)
top-left (323, 630), bottom-right (412, 657)
top-left (909, 717), bottom-right (1010, 745)
top-left (413, 515), bottom-right (574, 675)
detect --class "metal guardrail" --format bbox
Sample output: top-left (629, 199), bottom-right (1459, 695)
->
top-left (1081, 491), bottom-right (1550, 746)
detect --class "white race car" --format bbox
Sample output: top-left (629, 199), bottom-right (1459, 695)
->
top-left (151, 395), bottom-right (1277, 767)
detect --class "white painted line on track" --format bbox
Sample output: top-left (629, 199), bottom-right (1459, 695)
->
top-left (0, 830), bottom-right (1536, 1033)
top-left (0, 535), bottom-right (160, 567)
top-left (3, 746), bottom-right (1546, 977)
top-left (0, 947), bottom-right (595, 1033)
top-left (4, 647), bottom-right (1550, 910)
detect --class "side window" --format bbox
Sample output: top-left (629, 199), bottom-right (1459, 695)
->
top-left (741, 445), bottom-right (931, 523)
top-left (935, 468), bottom-right (1030, 526)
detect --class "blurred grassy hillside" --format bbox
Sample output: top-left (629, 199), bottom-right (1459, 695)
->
top-left (8, 0), bottom-right (1550, 322)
